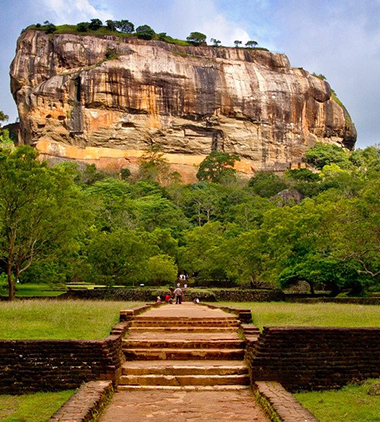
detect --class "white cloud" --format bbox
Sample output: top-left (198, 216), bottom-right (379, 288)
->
top-left (41, 0), bottom-right (112, 23)
top-left (167, 0), bottom-right (252, 47)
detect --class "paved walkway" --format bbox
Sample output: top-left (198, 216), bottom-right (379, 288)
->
top-left (99, 390), bottom-right (270, 422)
top-left (99, 303), bottom-right (271, 422)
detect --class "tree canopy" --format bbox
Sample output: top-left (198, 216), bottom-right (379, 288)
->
top-left (1, 142), bottom-right (380, 298)
top-left (186, 32), bottom-right (207, 45)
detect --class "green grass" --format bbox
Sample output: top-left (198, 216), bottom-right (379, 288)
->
top-left (295, 379), bottom-right (380, 422)
top-left (218, 302), bottom-right (380, 330)
top-left (0, 283), bottom-right (65, 297)
top-left (0, 300), bottom-right (143, 340)
top-left (0, 390), bottom-right (75, 422)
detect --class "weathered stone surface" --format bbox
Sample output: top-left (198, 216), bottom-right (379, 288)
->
top-left (11, 30), bottom-right (357, 181)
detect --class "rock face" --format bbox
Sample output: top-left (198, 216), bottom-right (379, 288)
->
top-left (10, 30), bottom-right (356, 181)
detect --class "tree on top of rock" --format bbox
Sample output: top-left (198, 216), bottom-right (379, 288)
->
top-left (115, 20), bottom-right (134, 33)
top-left (89, 19), bottom-right (103, 31)
top-left (186, 32), bottom-right (207, 45)
top-left (245, 40), bottom-right (258, 48)
top-left (136, 25), bottom-right (155, 40)
top-left (0, 110), bottom-right (8, 128)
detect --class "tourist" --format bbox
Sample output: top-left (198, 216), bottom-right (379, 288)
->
top-left (194, 297), bottom-right (200, 304)
top-left (174, 286), bottom-right (183, 304)
top-left (165, 293), bottom-right (171, 303)
top-left (156, 295), bottom-right (162, 304)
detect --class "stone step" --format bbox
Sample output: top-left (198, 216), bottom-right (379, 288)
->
top-left (117, 385), bottom-right (250, 392)
top-left (118, 374), bottom-right (250, 387)
top-left (129, 327), bottom-right (238, 333)
top-left (122, 339), bottom-right (245, 349)
top-left (134, 316), bottom-right (239, 321)
top-left (121, 361), bottom-right (249, 376)
top-left (131, 320), bottom-right (240, 327)
top-left (123, 348), bottom-right (245, 360)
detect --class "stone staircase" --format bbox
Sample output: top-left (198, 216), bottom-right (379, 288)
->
top-left (118, 305), bottom-right (250, 391)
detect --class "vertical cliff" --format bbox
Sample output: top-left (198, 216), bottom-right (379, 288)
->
top-left (10, 29), bottom-right (356, 181)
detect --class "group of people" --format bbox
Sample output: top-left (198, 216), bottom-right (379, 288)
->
top-left (156, 278), bottom-right (199, 305)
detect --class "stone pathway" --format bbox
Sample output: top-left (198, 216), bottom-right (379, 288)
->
top-left (99, 390), bottom-right (270, 422)
top-left (99, 303), bottom-right (271, 421)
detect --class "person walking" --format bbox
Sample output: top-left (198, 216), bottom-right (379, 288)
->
top-left (174, 286), bottom-right (183, 304)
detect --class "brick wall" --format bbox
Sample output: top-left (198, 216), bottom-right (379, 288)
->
top-left (0, 334), bottom-right (125, 394)
top-left (248, 327), bottom-right (380, 391)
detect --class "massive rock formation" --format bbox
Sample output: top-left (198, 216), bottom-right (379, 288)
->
top-left (10, 29), bottom-right (356, 181)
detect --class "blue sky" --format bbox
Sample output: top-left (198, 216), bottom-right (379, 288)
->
top-left (1, 0), bottom-right (380, 148)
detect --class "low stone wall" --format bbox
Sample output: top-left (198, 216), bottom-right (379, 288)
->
top-left (0, 335), bottom-right (124, 394)
top-left (248, 327), bottom-right (380, 391)
top-left (253, 381), bottom-right (319, 422)
top-left (62, 288), bottom-right (284, 302)
top-left (48, 380), bottom-right (113, 422)
top-left (0, 304), bottom-right (151, 394)
top-left (288, 297), bottom-right (380, 305)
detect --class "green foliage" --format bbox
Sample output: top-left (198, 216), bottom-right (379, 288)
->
top-left (146, 254), bottom-right (178, 285)
top-left (76, 22), bottom-right (89, 32)
top-left (234, 40), bottom-right (242, 47)
top-left (248, 171), bottom-right (287, 197)
top-left (210, 38), bottom-right (221, 47)
top-left (196, 151), bottom-right (240, 183)
top-left (89, 19), bottom-right (103, 31)
top-left (0, 110), bottom-right (9, 126)
top-left (312, 73), bottom-right (327, 81)
top-left (186, 31), bottom-right (207, 45)
top-left (0, 129), bottom-right (14, 147)
top-left (0, 147), bottom-right (87, 300)
top-left (304, 142), bottom-right (350, 170)
top-left (245, 40), bottom-right (258, 48)
top-left (138, 145), bottom-right (181, 185)
top-left (115, 19), bottom-right (134, 33)
top-left (136, 24), bottom-right (155, 40)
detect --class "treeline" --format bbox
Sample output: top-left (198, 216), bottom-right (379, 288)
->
top-left (24, 20), bottom-right (262, 49)
top-left (0, 141), bottom-right (380, 299)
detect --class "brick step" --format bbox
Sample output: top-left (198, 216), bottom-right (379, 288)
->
top-left (123, 348), bottom-right (245, 360)
top-left (131, 321), bottom-right (240, 327)
top-left (118, 374), bottom-right (250, 387)
top-left (117, 385), bottom-right (250, 392)
top-left (133, 316), bottom-right (238, 321)
top-left (123, 339), bottom-right (245, 349)
top-left (121, 361), bottom-right (249, 376)
top-left (129, 327), bottom-right (238, 333)
top-left (241, 324), bottom-right (260, 335)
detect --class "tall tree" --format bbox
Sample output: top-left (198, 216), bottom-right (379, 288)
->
top-left (0, 147), bottom-right (84, 300)
top-left (196, 151), bottom-right (240, 183)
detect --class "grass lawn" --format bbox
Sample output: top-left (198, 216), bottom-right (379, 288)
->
top-left (218, 302), bottom-right (380, 329)
top-left (0, 282), bottom-right (66, 298)
top-left (294, 379), bottom-right (380, 422)
top-left (0, 390), bottom-right (75, 422)
top-left (0, 300), bottom-right (144, 340)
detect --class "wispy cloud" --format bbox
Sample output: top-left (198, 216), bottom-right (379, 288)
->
top-left (40, 0), bottom-right (112, 23)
